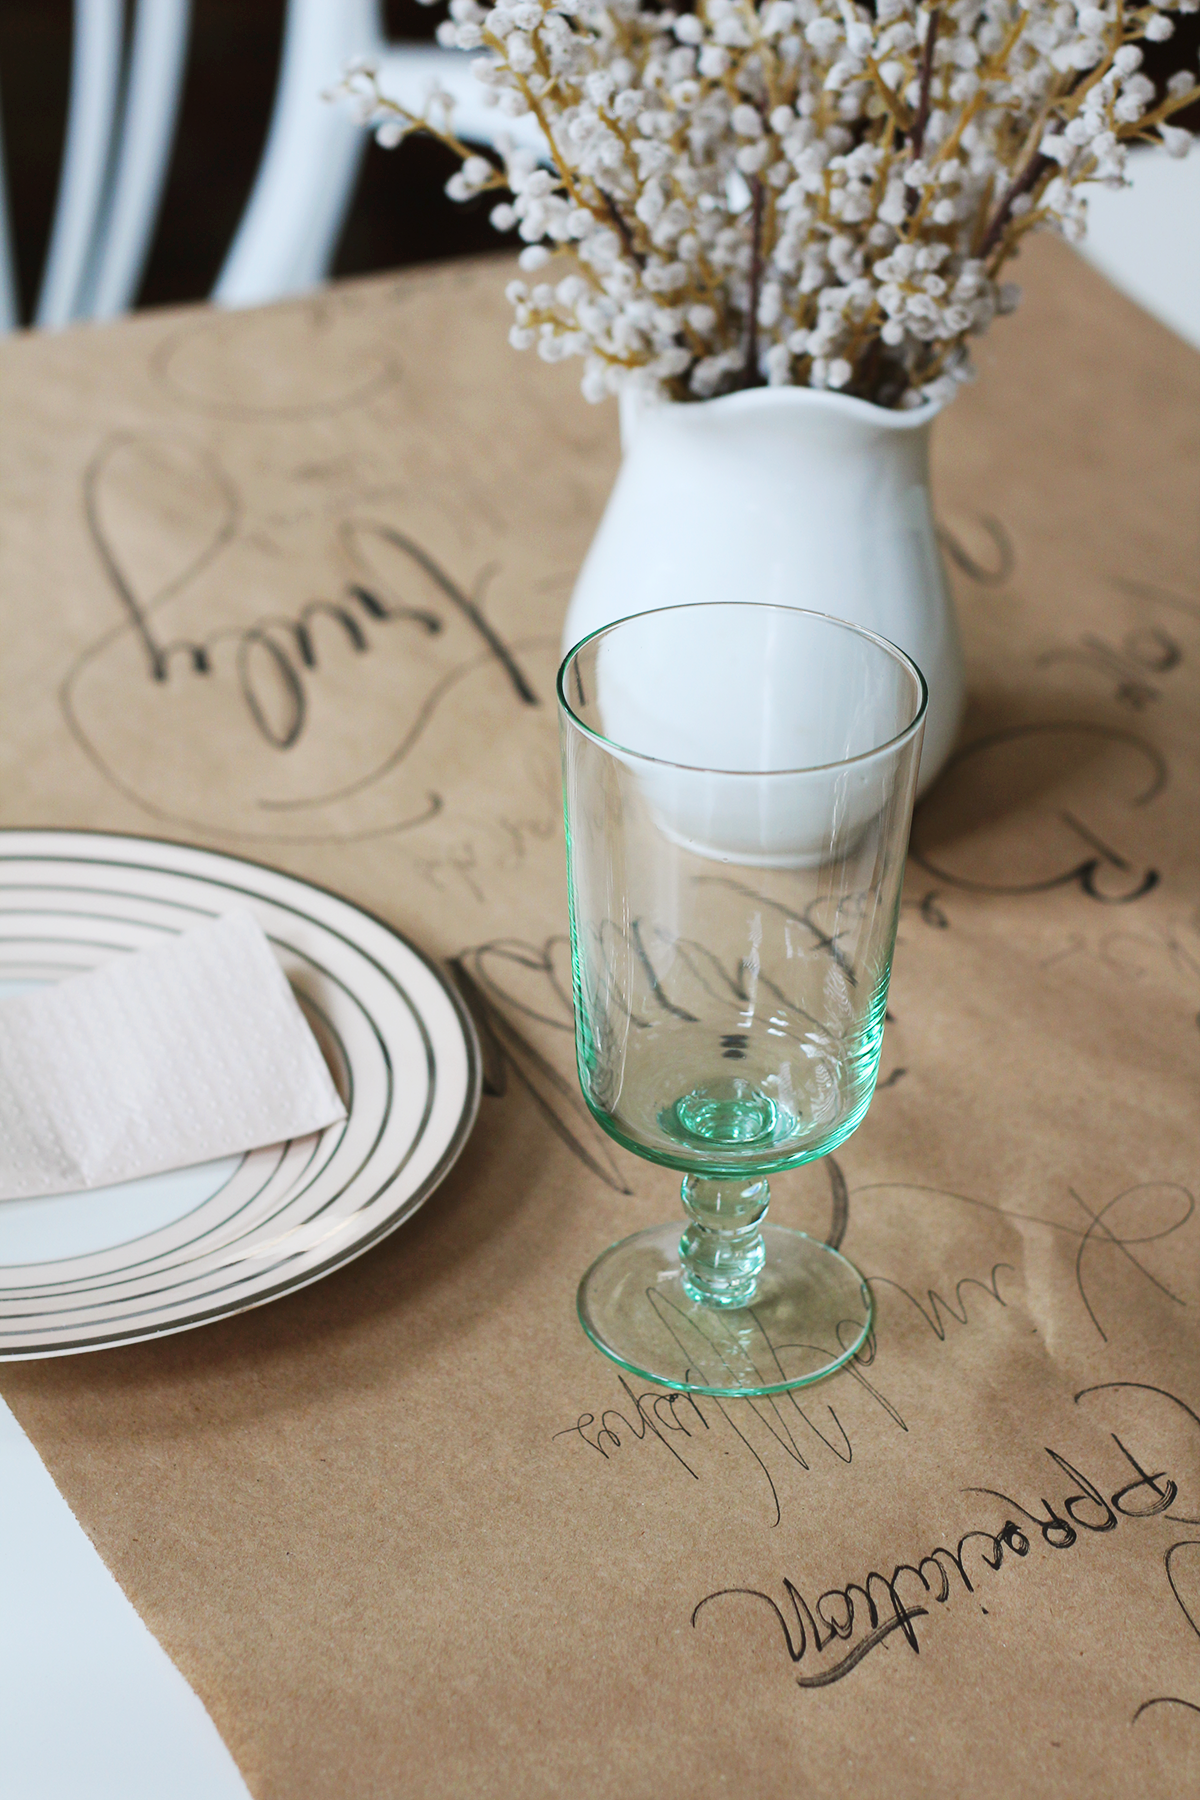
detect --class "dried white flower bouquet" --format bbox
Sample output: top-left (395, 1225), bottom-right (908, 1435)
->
top-left (340, 0), bottom-right (1199, 408)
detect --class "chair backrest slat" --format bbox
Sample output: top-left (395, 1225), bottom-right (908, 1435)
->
top-left (35, 0), bottom-right (125, 329)
top-left (213, 0), bottom-right (378, 308)
top-left (0, 86), bottom-right (19, 333)
top-left (375, 44), bottom-right (544, 157)
top-left (82, 0), bottom-right (192, 321)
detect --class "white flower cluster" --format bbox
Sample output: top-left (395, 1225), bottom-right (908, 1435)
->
top-left (341, 0), bottom-right (1199, 406)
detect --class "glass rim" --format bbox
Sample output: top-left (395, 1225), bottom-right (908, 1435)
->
top-left (556, 601), bottom-right (930, 778)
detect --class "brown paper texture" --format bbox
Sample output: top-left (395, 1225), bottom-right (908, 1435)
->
top-left (0, 240), bottom-right (1197, 1798)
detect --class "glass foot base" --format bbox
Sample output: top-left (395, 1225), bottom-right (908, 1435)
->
top-left (577, 1222), bottom-right (872, 1397)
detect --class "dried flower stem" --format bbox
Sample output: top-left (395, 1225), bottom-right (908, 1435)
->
top-left (909, 8), bottom-right (942, 162)
top-left (604, 196), bottom-right (643, 268)
top-left (742, 178), bottom-right (767, 390)
top-left (980, 152), bottom-right (1054, 262)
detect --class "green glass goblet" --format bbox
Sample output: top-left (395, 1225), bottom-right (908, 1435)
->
top-left (558, 602), bottom-right (927, 1397)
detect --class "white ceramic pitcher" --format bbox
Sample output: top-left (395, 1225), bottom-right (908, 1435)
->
top-left (563, 384), bottom-right (964, 794)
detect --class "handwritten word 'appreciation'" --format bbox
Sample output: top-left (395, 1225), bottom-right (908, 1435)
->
top-left (693, 1419), bottom-right (1183, 1687)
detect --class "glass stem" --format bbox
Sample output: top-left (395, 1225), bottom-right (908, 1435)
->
top-left (679, 1174), bottom-right (769, 1307)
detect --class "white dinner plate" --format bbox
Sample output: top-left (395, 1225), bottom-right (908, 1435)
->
top-left (0, 830), bottom-right (480, 1359)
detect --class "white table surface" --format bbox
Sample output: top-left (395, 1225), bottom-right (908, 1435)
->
top-left (0, 1395), bottom-right (250, 1800)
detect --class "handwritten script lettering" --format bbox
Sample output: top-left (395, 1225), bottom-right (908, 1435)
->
top-left (693, 1412), bottom-right (1186, 1687)
top-left (554, 1240), bottom-right (1021, 1527)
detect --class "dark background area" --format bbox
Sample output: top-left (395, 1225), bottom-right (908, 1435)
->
top-left (2, 0), bottom-right (1197, 322)
top-left (0, 0), bottom-right (503, 320)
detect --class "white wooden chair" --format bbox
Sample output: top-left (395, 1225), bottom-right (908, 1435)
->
top-left (0, 0), bottom-right (538, 334)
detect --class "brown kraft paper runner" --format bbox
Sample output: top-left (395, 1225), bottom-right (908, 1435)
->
top-left (0, 236), bottom-right (1197, 1798)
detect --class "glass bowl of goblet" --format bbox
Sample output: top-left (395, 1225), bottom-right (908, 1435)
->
top-left (558, 602), bottom-right (927, 1397)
